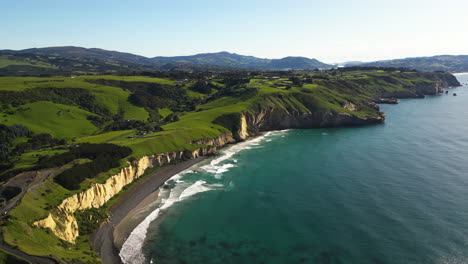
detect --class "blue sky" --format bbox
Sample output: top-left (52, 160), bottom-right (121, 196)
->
top-left (2, 0), bottom-right (468, 62)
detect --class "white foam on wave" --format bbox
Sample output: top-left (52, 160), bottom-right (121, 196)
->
top-left (179, 180), bottom-right (211, 200)
top-left (120, 130), bottom-right (286, 264)
top-left (200, 132), bottom-right (274, 178)
top-left (119, 177), bottom-right (218, 264)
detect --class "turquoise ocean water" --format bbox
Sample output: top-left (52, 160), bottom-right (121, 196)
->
top-left (121, 73), bottom-right (468, 264)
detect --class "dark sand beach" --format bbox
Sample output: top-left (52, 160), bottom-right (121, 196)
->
top-left (92, 157), bottom-right (207, 264)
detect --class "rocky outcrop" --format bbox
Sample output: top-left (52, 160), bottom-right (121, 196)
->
top-left (243, 108), bottom-right (384, 133)
top-left (376, 98), bottom-right (398, 104)
top-left (433, 72), bottom-right (461, 87)
top-left (192, 133), bottom-right (236, 146)
top-left (343, 102), bottom-right (358, 111)
top-left (382, 76), bottom-right (459, 99)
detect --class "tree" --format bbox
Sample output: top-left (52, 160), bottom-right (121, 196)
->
top-left (190, 80), bottom-right (212, 94)
top-left (289, 76), bottom-right (303, 87)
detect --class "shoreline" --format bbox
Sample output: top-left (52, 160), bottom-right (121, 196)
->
top-left (93, 132), bottom-right (268, 264)
top-left (91, 156), bottom-right (209, 264)
top-left (89, 76), bottom-right (465, 263)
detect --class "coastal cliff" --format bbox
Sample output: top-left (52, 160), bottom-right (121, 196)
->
top-left (381, 73), bottom-right (460, 98)
top-left (244, 108), bottom-right (383, 132)
top-left (32, 75), bottom-right (456, 245)
top-left (34, 107), bottom-right (379, 243)
top-left (34, 135), bottom-right (235, 243)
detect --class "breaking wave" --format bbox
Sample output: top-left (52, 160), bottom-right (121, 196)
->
top-left (119, 131), bottom-right (286, 264)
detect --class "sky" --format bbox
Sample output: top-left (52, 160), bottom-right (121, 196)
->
top-left (2, 0), bottom-right (468, 63)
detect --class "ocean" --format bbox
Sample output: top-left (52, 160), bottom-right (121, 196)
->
top-left (120, 73), bottom-right (468, 264)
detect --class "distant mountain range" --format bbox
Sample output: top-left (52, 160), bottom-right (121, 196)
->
top-left (0, 46), bottom-right (156, 66)
top-left (1, 46), bottom-right (468, 76)
top-left (0, 46), bottom-right (333, 76)
top-left (153, 51), bottom-right (332, 70)
top-left (351, 55), bottom-right (468, 72)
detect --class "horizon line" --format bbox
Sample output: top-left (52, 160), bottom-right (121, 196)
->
top-left (2, 45), bottom-right (467, 65)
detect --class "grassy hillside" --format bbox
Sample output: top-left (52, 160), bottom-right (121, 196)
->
top-left (152, 51), bottom-right (333, 70)
top-left (357, 55), bottom-right (468, 72)
top-left (2, 101), bottom-right (99, 139)
top-left (0, 69), bottom-right (459, 263)
top-left (0, 69), bottom-right (457, 163)
top-left (0, 76), bottom-right (149, 138)
top-left (2, 47), bottom-right (334, 72)
top-left (0, 55), bottom-right (57, 69)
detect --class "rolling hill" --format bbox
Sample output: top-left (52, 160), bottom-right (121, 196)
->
top-left (0, 52), bottom-right (159, 76)
top-left (1, 47), bottom-right (333, 73)
top-left (152, 51), bottom-right (333, 70)
top-left (0, 46), bottom-right (152, 65)
top-left (353, 55), bottom-right (468, 72)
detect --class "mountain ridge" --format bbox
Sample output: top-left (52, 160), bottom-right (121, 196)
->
top-left (351, 55), bottom-right (468, 72)
top-left (0, 46), bottom-right (333, 70)
top-left (4, 46), bottom-right (468, 73)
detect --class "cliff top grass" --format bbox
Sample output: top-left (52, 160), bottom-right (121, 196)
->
top-left (0, 70), bottom-right (445, 161)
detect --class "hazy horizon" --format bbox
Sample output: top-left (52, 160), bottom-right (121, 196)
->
top-left (5, 45), bottom-right (468, 65)
top-left (2, 0), bottom-right (468, 63)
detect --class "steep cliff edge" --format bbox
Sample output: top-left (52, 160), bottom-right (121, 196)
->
top-left (381, 72), bottom-right (460, 98)
top-left (34, 134), bottom-right (235, 243)
top-left (244, 108), bottom-right (383, 132)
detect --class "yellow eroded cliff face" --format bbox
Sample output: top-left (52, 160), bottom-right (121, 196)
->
top-left (237, 115), bottom-right (249, 140)
top-left (34, 133), bottom-right (237, 243)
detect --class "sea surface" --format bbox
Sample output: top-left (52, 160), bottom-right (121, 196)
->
top-left (121, 73), bottom-right (468, 264)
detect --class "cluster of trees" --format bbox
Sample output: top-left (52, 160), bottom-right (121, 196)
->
top-left (163, 113), bottom-right (180, 123)
top-left (0, 124), bottom-right (31, 171)
top-left (289, 76), bottom-right (304, 87)
top-left (88, 78), bottom-right (201, 122)
top-left (190, 80), bottom-right (214, 94)
top-left (0, 125), bottom-right (71, 181)
top-left (129, 90), bottom-right (167, 109)
top-left (42, 143), bottom-right (132, 190)
top-left (213, 113), bottom-right (242, 135)
top-left (209, 84), bottom-right (258, 102)
top-left (220, 77), bottom-right (250, 87)
top-left (88, 79), bottom-right (190, 112)
top-left (74, 207), bottom-right (109, 235)
top-left (104, 119), bottom-right (147, 131)
top-left (104, 119), bottom-right (163, 133)
top-left (338, 66), bottom-right (418, 72)
top-left (0, 87), bottom-right (111, 116)
top-left (14, 133), bottom-right (66, 155)
top-left (108, 70), bottom-right (218, 80)
top-left (0, 186), bottom-right (21, 201)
